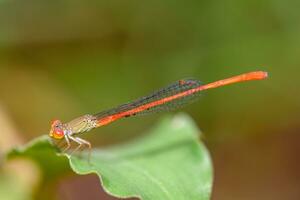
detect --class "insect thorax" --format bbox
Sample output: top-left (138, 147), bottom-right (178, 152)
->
top-left (64, 114), bottom-right (97, 135)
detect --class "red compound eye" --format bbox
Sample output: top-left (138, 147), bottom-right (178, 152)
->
top-left (52, 128), bottom-right (64, 139)
top-left (49, 119), bottom-right (64, 139)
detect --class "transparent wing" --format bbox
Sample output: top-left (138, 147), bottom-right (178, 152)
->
top-left (94, 79), bottom-right (202, 119)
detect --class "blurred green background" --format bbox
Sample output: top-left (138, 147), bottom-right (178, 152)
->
top-left (0, 0), bottom-right (299, 200)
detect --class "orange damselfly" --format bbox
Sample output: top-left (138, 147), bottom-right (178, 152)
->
top-left (49, 71), bottom-right (268, 155)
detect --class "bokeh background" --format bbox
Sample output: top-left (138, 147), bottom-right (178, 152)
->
top-left (0, 1), bottom-right (300, 200)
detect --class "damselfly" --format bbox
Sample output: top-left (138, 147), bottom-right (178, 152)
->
top-left (49, 71), bottom-right (268, 156)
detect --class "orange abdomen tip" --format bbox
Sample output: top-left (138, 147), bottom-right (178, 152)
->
top-left (244, 71), bottom-right (268, 81)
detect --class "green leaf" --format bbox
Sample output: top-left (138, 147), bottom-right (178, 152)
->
top-left (8, 114), bottom-right (213, 200)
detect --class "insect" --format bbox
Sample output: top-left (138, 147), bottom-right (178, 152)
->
top-left (49, 71), bottom-right (268, 157)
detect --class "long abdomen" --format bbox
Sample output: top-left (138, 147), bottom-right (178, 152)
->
top-left (95, 71), bottom-right (268, 127)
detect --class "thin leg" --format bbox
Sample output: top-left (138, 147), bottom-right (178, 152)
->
top-left (68, 135), bottom-right (83, 155)
top-left (67, 135), bottom-right (92, 163)
top-left (62, 135), bottom-right (71, 153)
top-left (75, 137), bottom-right (92, 162)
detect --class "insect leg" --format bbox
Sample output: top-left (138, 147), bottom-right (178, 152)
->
top-left (67, 135), bottom-right (92, 162)
top-left (68, 135), bottom-right (83, 155)
top-left (74, 137), bottom-right (92, 162)
top-left (62, 135), bottom-right (71, 153)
